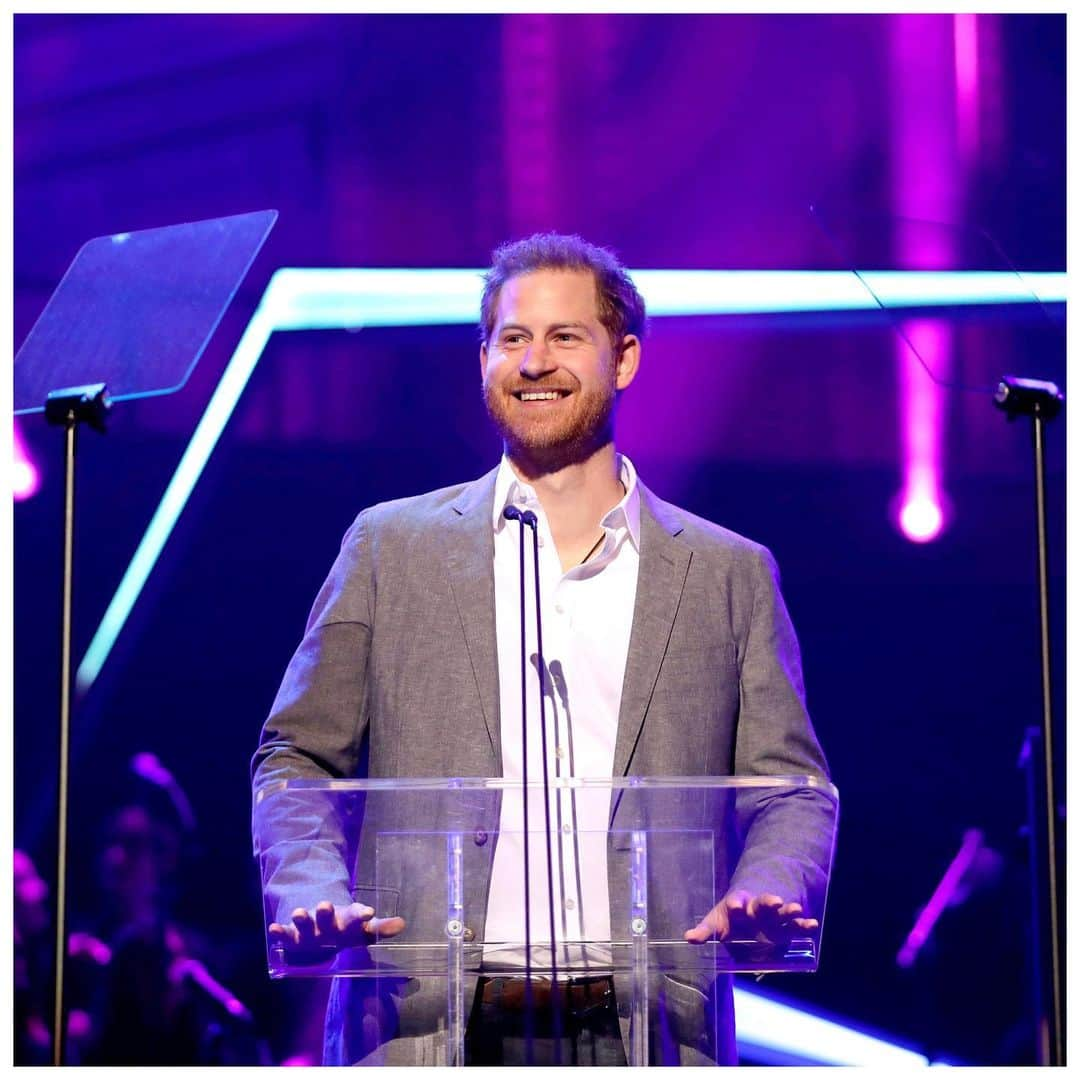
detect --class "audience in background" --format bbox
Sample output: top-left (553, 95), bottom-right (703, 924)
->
top-left (15, 753), bottom-right (270, 1065)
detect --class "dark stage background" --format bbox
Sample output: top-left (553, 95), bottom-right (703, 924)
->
top-left (13, 13), bottom-right (1065, 1066)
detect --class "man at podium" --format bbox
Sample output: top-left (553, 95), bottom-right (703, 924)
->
top-left (252, 233), bottom-right (830, 1065)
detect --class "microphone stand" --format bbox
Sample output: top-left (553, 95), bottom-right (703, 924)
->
top-left (522, 512), bottom-right (560, 992)
top-left (993, 375), bottom-right (1064, 1066)
top-left (504, 507), bottom-right (562, 1061)
top-left (503, 506), bottom-right (536, 1058)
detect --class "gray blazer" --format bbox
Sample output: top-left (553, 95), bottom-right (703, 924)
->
top-left (252, 466), bottom-right (831, 1065)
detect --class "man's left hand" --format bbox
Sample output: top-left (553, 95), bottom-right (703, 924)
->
top-left (684, 890), bottom-right (818, 946)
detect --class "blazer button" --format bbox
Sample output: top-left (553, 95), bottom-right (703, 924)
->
top-left (473, 830), bottom-right (488, 846)
top-left (463, 926), bottom-right (476, 942)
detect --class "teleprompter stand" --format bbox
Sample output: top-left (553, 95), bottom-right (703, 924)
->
top-left (42, 383), bottom-right (111, 1067)
top-left (993, 375), bottom-right (1065, 1067)
top-left (14, 211), bottom-right (278, 1064)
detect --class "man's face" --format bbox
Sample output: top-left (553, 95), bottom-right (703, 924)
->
top-left (480, 268), bottom-right (639, 469)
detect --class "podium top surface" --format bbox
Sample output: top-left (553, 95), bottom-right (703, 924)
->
top-left (255, 773), bottom-right (838, 803)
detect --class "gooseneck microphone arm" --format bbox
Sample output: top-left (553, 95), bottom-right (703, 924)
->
top-left (521, 510), bottom-right (559, 991)
top-left (502, 506), bottom-right (533, 1000)
top-left (504, 505), bottom-right (562, 1062)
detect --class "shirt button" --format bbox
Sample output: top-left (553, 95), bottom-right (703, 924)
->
top-left (463, 926), bottom-right (476, 942)
top-left (564, 898), bottom-right (576, 911)
top-left (562, 823), bottom-right (572, 834)
top-left (554, 603), bottom-right (565, 615)
top-left (538, 536), bottom-right (545, 547)
top-left (555, 747), bottom-right (565, 760)
top-left (473, 830), bottom-right (488, 846)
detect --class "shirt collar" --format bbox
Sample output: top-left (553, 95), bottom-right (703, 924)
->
top-left (492, 453), bottom-right (641, 550)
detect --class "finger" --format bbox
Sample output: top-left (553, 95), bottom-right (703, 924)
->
top-left (747, 894), bottom-right (784, 919)
top-left (336, 904), bottom-right (376, 945)
top-left (685, 905), bottom-right (727, 943)
top-left (777, 902), bottom-right (804, 919)
top-left (343, 903), bottom-right (376, 929)
top-left (268, 922), bottom-right (299, 946)
top-left (365, 916), bottom-right (406, 939)
top-left (314, 903), bottom-right (338, 935)
top-left (291, 908), bottom-right (316, 943)
top-left (790, 917), bottom-right (819, 931)
top-left (684, 919), bottom-right (715, 944)
top-left (724, 890), bottom-right (751, 916)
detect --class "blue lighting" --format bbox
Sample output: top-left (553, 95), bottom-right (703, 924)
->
top-left (260, 267), bottom-right (1066, 328)
top-left (76, 307), bottom-right (276, 691)
top-left (733, 986), bottom-right (933, 1066)
top-left (76, 267), bottom-right (1067, 693)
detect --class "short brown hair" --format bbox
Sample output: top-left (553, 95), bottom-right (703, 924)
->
top-left (480, 232), bottom-right (646, 351)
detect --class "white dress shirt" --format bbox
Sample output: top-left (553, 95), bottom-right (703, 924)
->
top-left (483, 454), bottom-right (641, 973)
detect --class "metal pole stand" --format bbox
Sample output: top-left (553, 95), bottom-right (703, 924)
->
top-left (42, 382), bottom-right (110, 1066)
top-left (993, 374), bottom-right (1064, 1066)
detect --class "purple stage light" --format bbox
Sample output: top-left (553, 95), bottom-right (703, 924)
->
top-left (12, 419), bottom-right (40, 501)
top-left (889, 16), bottom-right (963, 546)
top-left (898, 494), bottom-right (944, 544)
top-left (953, 14), bottom-right (980, 161)
top-left (895, 319), bottom-right (949, 544)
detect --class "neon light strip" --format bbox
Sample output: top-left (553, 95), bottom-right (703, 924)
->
top-left (734, 986), bottom-right (932, 1066)
top-left (76, 268), bottom-right (1067, 692)
top-left (261, 268), bottom-right (1067, 329)
top-left (76, 307), bottom-right (275, 690)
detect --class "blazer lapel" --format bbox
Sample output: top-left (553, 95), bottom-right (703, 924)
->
top-left (445, 468), bottom-right (502, 771)
top-left (612, 483), bottom-right (690, 778)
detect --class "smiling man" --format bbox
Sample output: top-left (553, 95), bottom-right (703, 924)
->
top-left (252, 233), bottom-right (831, 1066)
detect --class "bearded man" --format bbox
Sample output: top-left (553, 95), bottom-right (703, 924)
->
top-left (252, 233), bottom-right (830, 1065)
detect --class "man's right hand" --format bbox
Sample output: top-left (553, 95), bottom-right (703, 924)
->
top-left (268, 901), bottom-right (405, 964)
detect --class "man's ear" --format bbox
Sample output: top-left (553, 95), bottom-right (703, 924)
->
top-left (479, 342), bottom-right (489, 381)
top-left (615, 335), bottom-right (641, 391)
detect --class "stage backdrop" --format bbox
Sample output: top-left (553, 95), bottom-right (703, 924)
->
top-left (14, 14), bottom-right (1064, 1066)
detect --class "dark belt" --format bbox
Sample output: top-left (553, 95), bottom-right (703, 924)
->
top-left (480, 976), bottom-right (614, 1013)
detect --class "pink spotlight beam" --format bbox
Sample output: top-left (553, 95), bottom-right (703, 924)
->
top-left (12, 419), bottom-right (41, 501)
top-left (953, 13), bottom-right (980, 163)
top-left (896, 319), bottom-right (949, 544)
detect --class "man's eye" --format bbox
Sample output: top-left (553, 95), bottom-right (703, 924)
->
top-left (554, 333), bottom-right (580, 343)
top-left (502, 334), bottom-right (526, 345)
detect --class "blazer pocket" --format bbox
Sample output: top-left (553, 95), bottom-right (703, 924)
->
top-left (351, 883), bottom-right (401, 917)
top-left (661, 641), bottom-right (737, 669)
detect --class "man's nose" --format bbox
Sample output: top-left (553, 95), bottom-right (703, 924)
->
top-left (519, 341), bottom-right (557, 379)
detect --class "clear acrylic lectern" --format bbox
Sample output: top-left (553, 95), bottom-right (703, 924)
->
top-left (254, 775), bottom-right (837, 1066)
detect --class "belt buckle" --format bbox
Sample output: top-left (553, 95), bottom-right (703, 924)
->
top-left (564, 976), bottom-right (613, 1018)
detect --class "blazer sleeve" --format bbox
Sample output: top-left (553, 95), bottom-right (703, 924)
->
top-left (251, 510), bottom-right (376, 921)
top-left (728, 545), bottom-right (836, 916)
